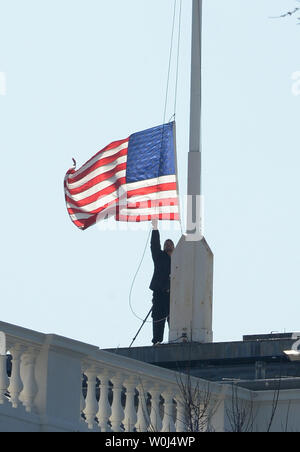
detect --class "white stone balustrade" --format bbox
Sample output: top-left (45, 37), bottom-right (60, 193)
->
top-left (0, 320), bottom-right (227, 432)
top-left (79, 354), bottom-right (226, 433)
top-left (1, 320), bottom-right (300, 432)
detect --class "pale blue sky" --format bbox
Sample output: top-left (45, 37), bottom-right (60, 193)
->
top-left (0, 0), bottom-right (299, 349)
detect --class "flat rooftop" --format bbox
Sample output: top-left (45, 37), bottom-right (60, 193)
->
top-left (104, 333), bottom-right (300, 391)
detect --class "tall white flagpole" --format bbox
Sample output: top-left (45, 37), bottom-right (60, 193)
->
top-left (187, 0), bottom-right (202, 237)
top-left (169, 0), bottom-right (214, 344)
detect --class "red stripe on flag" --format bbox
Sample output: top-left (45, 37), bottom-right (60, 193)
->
top-left (66, 177), bottom-right (126, 208)
top-left (68, 147), bottom-right (128, 184)
top-left (69, 137), bottom-right (129, 177)
top-left (126, 182), bottom-right (177, 199)
top-left (75, 215), bottom-right (98, 230)
top-left (67, 163), bottom-right (127, 195)
top-left (127, 197), bottom-right (178, 209)
top-left (116, 213), bottom-right (180, 222)
top-left (67, 197), bottom-right (119, 217)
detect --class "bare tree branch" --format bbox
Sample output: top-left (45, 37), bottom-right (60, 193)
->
top-left (270, 7), bottom-right (300, 19)
top-left (226, 384), bottom-right (256, 433)
top-left (270, 2), bottom-right (300, 24)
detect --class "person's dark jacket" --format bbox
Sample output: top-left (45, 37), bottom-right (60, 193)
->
top-left (149, 230), bottom-right (171, 292)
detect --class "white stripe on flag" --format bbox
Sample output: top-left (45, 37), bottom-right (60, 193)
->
top-left (68, 141), bottom-right (129, 180)
top-left (70, 213), bottom-right (94, 221)
top-left (125, 175), bottom-right (177, 192)
top-left (67, 176), bottom-right (177, 214)
top-left (66, 170), bottom-right (126, 202)
top-left (67, 187), bottom-right (120, 213)
top-left (128, 190), bottom-right (178, 204)
top-left (119, 205), bottom-right (179, 216)
top-left (67, 155), bottom-right (128, 190)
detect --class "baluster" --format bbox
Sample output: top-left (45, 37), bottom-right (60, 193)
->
top-left (80, 370), bottom-right (86, 424)
top-left (0, 332), bottom-right (8, 406)
top-left (175, 393), bottom-right (188, 432)
top-left (136, 382), bottom-right (150, 432)
top-left (123, 378), bottom-right (137, 432)
top-left (162, 390), bottom-right (176, 432)
top-left (19, 348), bottom-right (38, 413)
top-left (149, 388), bottom-right (163, 432)
top-left (83, 367), bottom-right (99, 430)
top-left (97, 372), bottom-right (112, 432)
top-left (8, 345), bottom-right (24, 409)
top-left (110, 375), bottom-right (125, 432)
top-left (0, 355), bottom-right (8, 406)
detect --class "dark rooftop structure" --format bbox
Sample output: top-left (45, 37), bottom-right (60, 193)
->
top-left (105, 333), bottom-right (300, 391)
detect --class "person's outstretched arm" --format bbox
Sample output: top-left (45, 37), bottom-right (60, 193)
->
top-left (151, 220), bottom-right (161, 261)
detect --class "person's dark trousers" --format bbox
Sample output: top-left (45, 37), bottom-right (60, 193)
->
top-left (152, 290), bottom-right (170, 344)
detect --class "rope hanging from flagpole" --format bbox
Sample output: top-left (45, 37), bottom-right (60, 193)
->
top-left (157, 0), bottom-right (183, 222)
top-left (128, 225), bottom-right (152, 323)
top-left (174, 0), bottom-right (183, 119)
top-left (128, 0), bottom-right (184, 330)
top-left (163, 0), bottom-right (183, 123)
top-left (163, 0), bottom-right (177, 126)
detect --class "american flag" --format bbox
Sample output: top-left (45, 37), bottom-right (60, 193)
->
top-left (64, 122), bottom-right (180, 230)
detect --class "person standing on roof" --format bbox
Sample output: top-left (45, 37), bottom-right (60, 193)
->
top-left (150, 219), bottom-right (175, 345)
